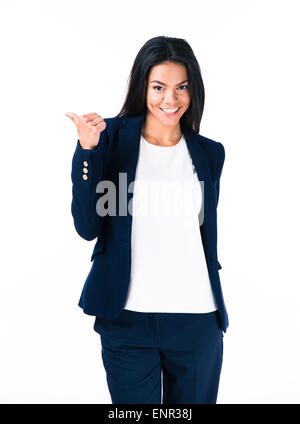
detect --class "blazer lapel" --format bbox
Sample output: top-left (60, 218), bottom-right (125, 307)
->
top-left (182, 125), bottom-right (217, 265)
top-left (114, 113), bottom-right (144, 241)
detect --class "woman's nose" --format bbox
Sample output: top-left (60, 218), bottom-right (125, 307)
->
top-left (163, 90), bottom-right (178, 104)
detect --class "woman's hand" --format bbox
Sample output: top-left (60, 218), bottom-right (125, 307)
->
top-left (65, 112), bottom-right (106, 150)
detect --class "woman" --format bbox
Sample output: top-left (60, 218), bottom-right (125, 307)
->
top-left (66, 35), bottom-right (228, 404)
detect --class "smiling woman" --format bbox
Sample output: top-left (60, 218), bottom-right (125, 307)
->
top-left (69, 35), bottom-right (227, 405)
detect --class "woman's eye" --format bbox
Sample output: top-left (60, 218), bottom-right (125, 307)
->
top-left (153, 85), bottom-right (189, 91)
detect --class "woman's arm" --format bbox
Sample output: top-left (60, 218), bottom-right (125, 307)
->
top-left (70, 127), bottom-right (108, 241)
top-left (215, 142), bottom-right (225, 208)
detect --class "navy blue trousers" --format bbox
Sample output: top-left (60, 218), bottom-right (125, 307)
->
top-left (94, 309), bottom-right (224, 404)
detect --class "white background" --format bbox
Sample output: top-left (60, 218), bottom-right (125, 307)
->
top-left (1, 0), bottom-right (300, 404)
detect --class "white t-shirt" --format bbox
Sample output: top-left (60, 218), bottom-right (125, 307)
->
top-left (123, 133), bottom-right (218, 313)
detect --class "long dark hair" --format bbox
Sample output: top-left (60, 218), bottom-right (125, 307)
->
top-left (115, 36), bottom-right (205, 134)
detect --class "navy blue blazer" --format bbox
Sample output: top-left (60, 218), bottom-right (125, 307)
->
top-left (71, 110), bottom-right (229, 332)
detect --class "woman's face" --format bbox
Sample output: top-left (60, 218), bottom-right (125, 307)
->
top-left (145, 61), bottom-right (191, 126)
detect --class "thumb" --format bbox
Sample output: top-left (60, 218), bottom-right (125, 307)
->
top-left (65, 112), bottom-right (80, 126)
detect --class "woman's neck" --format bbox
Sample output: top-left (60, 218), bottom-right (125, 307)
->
top-left (141, 113), bottom-right (182, 147)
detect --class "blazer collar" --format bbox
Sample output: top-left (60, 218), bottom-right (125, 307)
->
top-left (118, 110), bottom-right (213, 184)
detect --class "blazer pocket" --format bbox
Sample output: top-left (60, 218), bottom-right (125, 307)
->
top-left (90, 237), bottom-right (105, 261)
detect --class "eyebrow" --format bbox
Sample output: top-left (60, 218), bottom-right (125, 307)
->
top-left (150, 79), bottom-right (189, 86)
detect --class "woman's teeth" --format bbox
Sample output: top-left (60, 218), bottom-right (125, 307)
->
top-left (160, 107), bottom-right (179, 114)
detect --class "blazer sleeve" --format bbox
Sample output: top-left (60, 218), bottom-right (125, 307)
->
top-left (215, 142), bottom-right (225, 208)
top-left (71, 128), bottom-right (108, 241)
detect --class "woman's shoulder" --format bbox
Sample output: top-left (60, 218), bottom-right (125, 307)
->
top-left (101, 115), bottom-right (124, 133)
top-left (198, 134), bottom-right (225, 180)
top-left (96, 116), bottom-right (125, 147)
top-left (198, 134), bottom-right (224, 155)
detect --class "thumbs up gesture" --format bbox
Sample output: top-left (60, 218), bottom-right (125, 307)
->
top-left (65, 112), bottom-right (106, 150)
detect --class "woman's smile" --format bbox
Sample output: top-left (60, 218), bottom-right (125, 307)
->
top-left (159, 106), bottom-right (181, 116)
